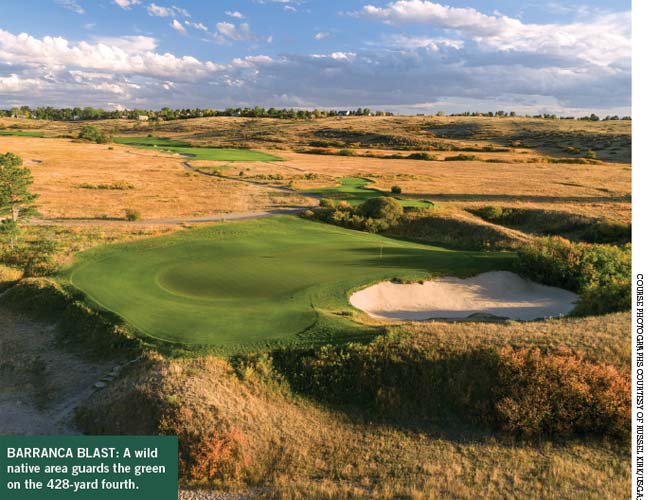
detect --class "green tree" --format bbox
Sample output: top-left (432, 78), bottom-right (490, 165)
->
top-left (79, 125), bottom-right (109, 144)
top-left (0, 153), bottom-right (38, 224)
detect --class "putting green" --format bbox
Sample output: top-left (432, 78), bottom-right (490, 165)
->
top-left (114, 136), bottom-right (282, 161)
top-left (303, 177), bottom-right (432, 208)
top-left (63, 217), bottom-right (514, 347)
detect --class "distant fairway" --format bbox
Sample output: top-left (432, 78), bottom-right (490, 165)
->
top-left (64, 217), bottom-right (513, 347)
top-left (303, 177), bottom-right (432, 208)
top-left (0, 130), bottom-right (45, 137)
top-left (114, 136), bottom-right (282, 161)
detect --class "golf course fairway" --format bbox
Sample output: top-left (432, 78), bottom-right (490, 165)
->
top-left (63, 217), bottom-right (514, 348)
top-left (114, 136), bottom-right (282, 161)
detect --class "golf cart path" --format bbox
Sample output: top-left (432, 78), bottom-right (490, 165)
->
top-left (30, 155), bottom-right (318, 227)
top-left (181, 160), bottom-right (315, 194)
top-left (31, 207), bottom-right (315, 226)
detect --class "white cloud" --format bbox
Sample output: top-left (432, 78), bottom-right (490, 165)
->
top-left (147, 3), bottom-right (170, 16)
top-left (93, 35), bottom-right (158, 53)
top-left (185, 21), bottom-right (208, 32)
top-left (314, 32), bottom-right (331, 41)
top-left (170, 19), bottom-right (187, 34)
top-left (55, 0), bottom-right (85, 15)
top-left (147, 3), bottom-right (190, 18)
top-left (113, 0), bottom-right (140, 9)
top-left (0, 74), bottom-right (44, 92)
top-left (225, 10), bottom-right (245, 19)
top-left (216, 22), bottom-right (254, 42)
top-left (0, 29), bottom-right (220, 80)
top-left (312, 51), bottom-right (356, 61)
top-left (0, 21), bottom-right (630, 116)
top-left (357, 1), bottom-right (630, 67)
top-left (383, 34), bottom-right (464, 50)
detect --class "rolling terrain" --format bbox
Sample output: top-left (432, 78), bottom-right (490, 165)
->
top-left (0, 114), bottom-right (632, 499)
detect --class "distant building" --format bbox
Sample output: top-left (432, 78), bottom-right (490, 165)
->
top-left (137, 115), bottom-right (149, 121)
top-left (337, 110), bottom-right (351, 116)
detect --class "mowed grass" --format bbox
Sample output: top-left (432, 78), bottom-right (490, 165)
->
top-left (63, 216), bottom-right (513, 347)
top-left (303, 176), bottom-right (432, 208)
top-left (0, 130), bottom-right (45, 137)
top-left (114, 135), bottom-right (282, 161)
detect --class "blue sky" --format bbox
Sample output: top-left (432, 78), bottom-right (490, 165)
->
top-left (0, 0), bottom-right (631, 114)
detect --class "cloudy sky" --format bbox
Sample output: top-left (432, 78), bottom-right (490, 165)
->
top-left (0, 0), bottom-right (631, 115)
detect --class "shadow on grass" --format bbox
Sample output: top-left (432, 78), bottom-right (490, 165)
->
top-left (420, 193), bottom-right (631, 204)
top-left (340, 245), bottom-right (514, 274)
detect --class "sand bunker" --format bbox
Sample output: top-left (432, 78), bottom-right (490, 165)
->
top-left (350, 271), bottom-right (578, 321)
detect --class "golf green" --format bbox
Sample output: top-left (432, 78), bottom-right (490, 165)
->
top-left (303, 177), bottom-right (432, 208)
top-left (63, 217), bottom-right (514, 347)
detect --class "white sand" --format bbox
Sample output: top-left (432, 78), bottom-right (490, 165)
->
top-left (349, 271), bottom-right (578, 321)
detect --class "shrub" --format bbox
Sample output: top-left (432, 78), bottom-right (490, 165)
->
top-left (306, 197), bottom-right (405, 233)
top-left (445, 154), bottom-right (478, 161)
top-left (517, 237), bottom-right (630, 315)
top-left (357, 196), bottom-right (403, 221)
top-left (406, 152), bottom-right (436, 161)
top-left (1, 238), bottom-right (58, 277)
top-left (124, 208), bottom-right (141, 221)
top-left (494, 347), bottom-right (629, 440)
top-left (0, 264), bottom-right (23, 291)
top-left (79, 181), bottom-right (134, 190)
top-left (582, 220), bottom-right (631, 244)
top-left (472, 205), bottom-right (503, 221)
top-left (78, 125), bottom-right (109, 144)
top-left (272, 341), bottom-right (629, 441)
top-left (386, 211), bottom-right (521, 250)
top-left (159, 405), bottom-right (246, 482)
top-left (337, 149), bottom-right (355, 156)
top-left (468, 207), bottom-right (630, 245)
top-left (391, 185), bottom-right (402, 194)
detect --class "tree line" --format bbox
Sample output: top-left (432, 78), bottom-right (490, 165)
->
top-left (0, 106), bottom-right (392, 121)
top-left (0, 106), bottom-right (630, 122)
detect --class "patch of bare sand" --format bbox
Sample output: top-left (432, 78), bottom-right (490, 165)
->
top-left (0, 307), bottom-right (115, 434)
top-left (349, 271), bottom-right (578, 321)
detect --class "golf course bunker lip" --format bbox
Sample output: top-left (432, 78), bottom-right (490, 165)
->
top-left (349, 271), bottom-right (579, 321)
